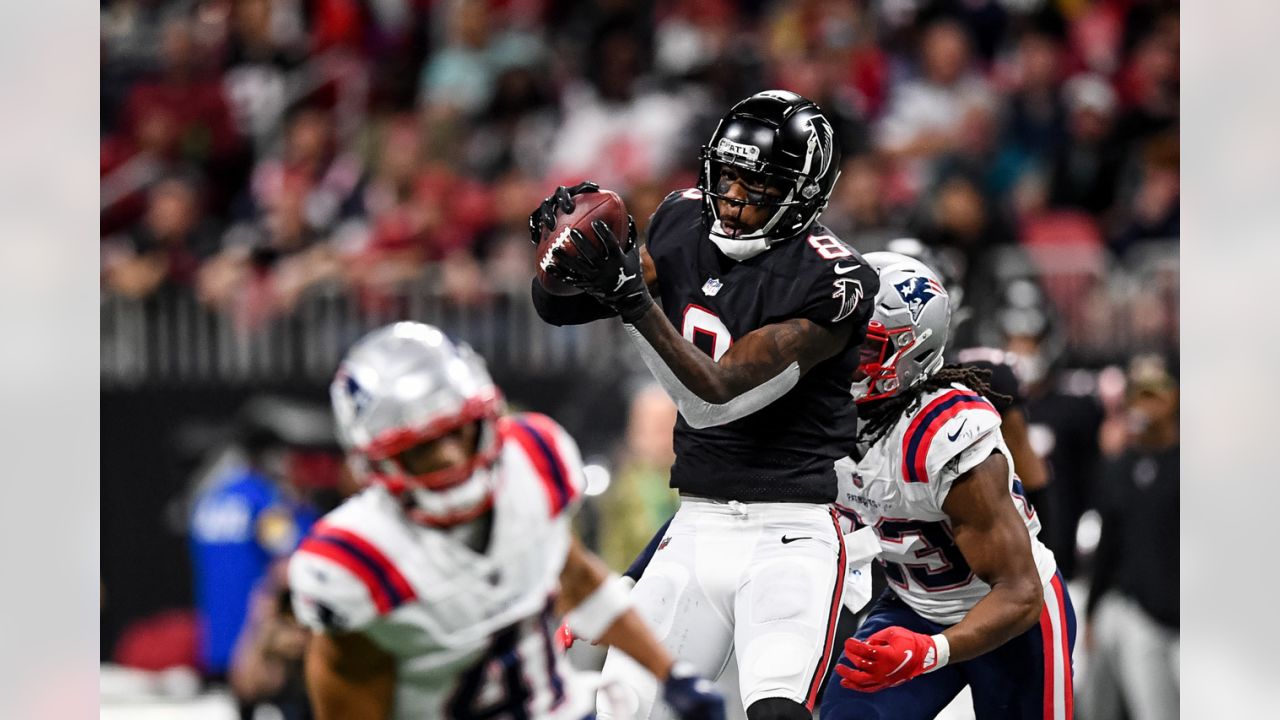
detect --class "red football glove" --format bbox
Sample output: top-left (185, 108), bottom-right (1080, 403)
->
top-left (834, 627), bottom-right (947, 692)
top-left (556, 622), bottom-right (576, 650)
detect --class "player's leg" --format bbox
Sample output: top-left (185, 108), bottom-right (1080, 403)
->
top-left (819, 591), bottom-right (967, 720)
top-left (597, 505), bottom-right (736, 720)
top-left (731, 505), bottom-right (845, 717)
top-left (965, 571), bottom-right (1076, 720)
top-left (1078, 596), bottom-right (1125, 720)
top-left (1105, 594), bottom-right (1177, 720)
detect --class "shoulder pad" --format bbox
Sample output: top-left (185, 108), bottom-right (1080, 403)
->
top-left (900, 387), bottom-right (1001, 486)
top-left (500, 412), bottom-right (586, 518)
top-left (288, 519), bottom-right (417, 631)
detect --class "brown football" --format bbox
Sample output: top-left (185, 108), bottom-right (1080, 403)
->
top-left (534, 189), bottom-right (630, 296)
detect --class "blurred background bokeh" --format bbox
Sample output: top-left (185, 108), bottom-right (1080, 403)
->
top-left (99, 0), bottom-right (1178, 717)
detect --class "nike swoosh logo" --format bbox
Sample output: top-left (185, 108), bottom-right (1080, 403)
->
top-left (889, 650), bottom-right (913, 677)
top-left (780, 535), bottom-right (812, 544)
top-left (946, 419), bottom-right (967, 442)
top-left (834, 263), bottom-right (862, 275)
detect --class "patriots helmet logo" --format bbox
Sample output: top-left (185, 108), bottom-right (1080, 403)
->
top-left (338, 371), bottom-right (373, 417)
top-left (893, 276), bottom-right (946, 322)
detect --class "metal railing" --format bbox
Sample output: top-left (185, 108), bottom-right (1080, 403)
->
top-left (101, 282), bottom-right (630, 388)
top-left (101, 240), bottom-right (1178, 387)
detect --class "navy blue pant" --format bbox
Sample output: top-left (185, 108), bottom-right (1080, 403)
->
top-left (820, 573), bottom-right (1076, 720)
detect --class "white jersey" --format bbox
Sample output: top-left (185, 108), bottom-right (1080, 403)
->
top-left (289, 413), bottom-right (593, 720)
top-left (834, 384), bottom-right (1057, 625)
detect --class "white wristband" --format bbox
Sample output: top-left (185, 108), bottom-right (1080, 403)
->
top-left (926, 634), bottom-right (951, 673)
top-left (565, 575), bottom-right (633, 643)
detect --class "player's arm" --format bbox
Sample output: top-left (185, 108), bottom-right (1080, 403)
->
top-left (838, 451), bottom-right (1041, 692)
top-left (999, 407), bottom-right (1049, 491)
top-left (547, 218), bottom-right (868, 428)
top-left (558, 536), bottom-right (724, 720)
top-left (305, 629), bottom-right (396, 720)
top-left (936, 451), bottom-right (1044, 661)
top-left (626, 308), bottom-right (852, 427)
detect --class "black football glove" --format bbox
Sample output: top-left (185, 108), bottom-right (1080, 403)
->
top-left (528, 181), bottom-right (599, 245)
top-left (546, 216), bottom-right (653, 324)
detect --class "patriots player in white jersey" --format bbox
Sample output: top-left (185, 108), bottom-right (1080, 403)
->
top-left (287, 322), bottom-right (725, 720)
top-left (821, 254), bottom-right (1075, 719)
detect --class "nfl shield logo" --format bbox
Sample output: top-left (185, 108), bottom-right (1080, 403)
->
top-left (702, 278), bottom-right (723, 296)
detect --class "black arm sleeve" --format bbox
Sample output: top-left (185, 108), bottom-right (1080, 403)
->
top-left (530, 277), bottom-right (618, 326)
top-left (623, 517), bottom-right (674, 582)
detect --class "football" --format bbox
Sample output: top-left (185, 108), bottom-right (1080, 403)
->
top-left (534, 189), bottom-right (630, 296)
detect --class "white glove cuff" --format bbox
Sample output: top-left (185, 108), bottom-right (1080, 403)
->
top-left (926, 634), bottom-right (951, 673)
top-left (565, 575), bottom-right (633, 643)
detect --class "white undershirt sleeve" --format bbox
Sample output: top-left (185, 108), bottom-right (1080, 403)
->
top-left (623, 324), bottom-right (801, 429)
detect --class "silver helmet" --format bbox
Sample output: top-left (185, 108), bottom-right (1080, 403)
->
top-left (331, 322), bottom-right (505, 526)
top-left (851, 252), bottom-right (952, 404)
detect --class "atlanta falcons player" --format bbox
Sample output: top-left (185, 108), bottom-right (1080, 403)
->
top-left (821, 253), bottom-right (1074, 719)
top-left (287, 322), bottom-right (724, 720)
top-left (531, 90), bottom-right (879, 720)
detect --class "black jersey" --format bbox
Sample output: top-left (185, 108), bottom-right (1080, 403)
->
top-left (950, 346), bottom-right (1025, 413)
top-left (644, 190), bottom-right (879, 503)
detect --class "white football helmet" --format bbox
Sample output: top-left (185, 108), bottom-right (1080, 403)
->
top-left (331, 322), bottom-right (505, 526)
top-left (851, 252), bottom-right (952, 404)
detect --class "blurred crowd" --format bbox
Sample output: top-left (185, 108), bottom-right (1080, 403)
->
top-left (101, 0), bottom-right (1178, 347)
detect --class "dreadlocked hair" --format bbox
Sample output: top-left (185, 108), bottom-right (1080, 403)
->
top-left (857, 364), bottom-right (1012, 446)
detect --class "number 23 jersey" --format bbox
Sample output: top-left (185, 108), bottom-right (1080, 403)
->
top-left (645, 189), bottom-right (879, 504)
top-left (833, 384), bottom-right (1058, 625)
top-left (287, 413), bottom-right (592, 720)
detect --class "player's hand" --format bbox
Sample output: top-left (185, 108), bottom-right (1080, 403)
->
top-left (547, 217), bottom-right (652, 324)
top-left (835, 627), bottom-right (945, 692)
top-left (663, 661), bottom-right (726, 720)
top-left (528, 181), bottom-right (599, 245)
top-left (555, 622), bottom-right (576, 650)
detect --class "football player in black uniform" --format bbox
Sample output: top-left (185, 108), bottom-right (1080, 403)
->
top-left (530, 91), bottom-right (878, 720)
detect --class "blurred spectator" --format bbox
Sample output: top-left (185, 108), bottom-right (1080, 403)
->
top-left (1045, 72), bottom-right (1125, 216)
top-left (463, 65), bottom-right (560, 181)
top-left (821, 153), bottom-right (911, 251)
top-left (221, 0), bottom-right (309, 149)
top-left (418, 0), bottom-right (545, 117)
top-left (242, 105), bottom-right (363, 235)
top-left (876, 17), bottom-right (995, 198)
top-left (1113, 6), bottom-right (1178, 147)
top-left (120, 16), bottom-right (244, 189)
top-left (1001, 300), bottom-right (1103, 580)
top-left (546, 23), bottom-right (695, 194)
top-left (477, 171), bottom-right (544, 293)
top-left (103, 11), bottom-right (245, 236)
top-left (189, 416), bottom-right (319, 678)
top-left (102, 175), bottom-right (220, 298)
top-left (915, 169), bottom-right (1013, 282)
top-left (199, 176), bottom-right (344, 327)
top-left (597, 384), bottom-right (681, 573)
top-left (1084, 354), bottom-right (1178, 720)
top-left (1111, 130), bottom-right (1178, 254)
top-left (997, 25), bottom-right (1068, 183)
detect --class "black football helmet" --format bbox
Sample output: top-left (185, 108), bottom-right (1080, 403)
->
top-left (697, 90), bottom-right (842, 245)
